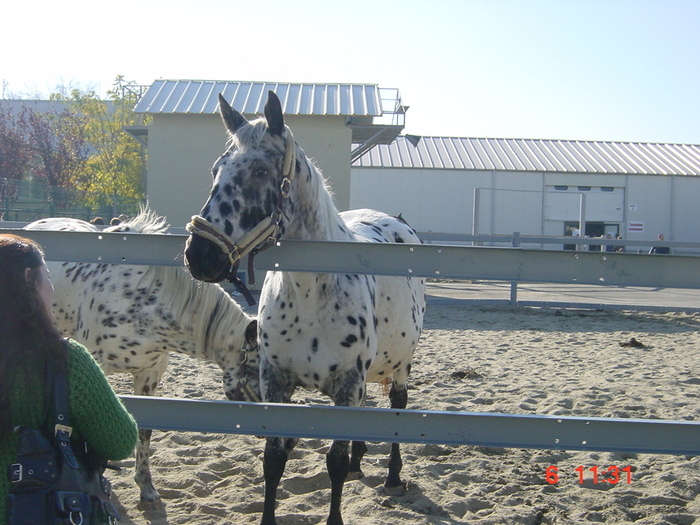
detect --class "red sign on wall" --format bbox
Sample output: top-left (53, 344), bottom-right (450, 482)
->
top-left (627, 221), bottom-right (644, 232)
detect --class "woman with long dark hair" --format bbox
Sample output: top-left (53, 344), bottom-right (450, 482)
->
top-left (0, 234), bottom-right (138, 523)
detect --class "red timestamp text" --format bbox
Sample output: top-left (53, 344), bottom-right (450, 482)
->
top-left (545, 465), bottom-right (633, 485)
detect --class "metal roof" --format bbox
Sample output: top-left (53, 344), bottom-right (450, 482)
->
top-left (134, 80), bottom-right (383, 117)
top-left (352, 136), bottom-right (700, 176)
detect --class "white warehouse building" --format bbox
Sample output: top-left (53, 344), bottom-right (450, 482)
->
top-left (350, 136), bottom-right (700, 246)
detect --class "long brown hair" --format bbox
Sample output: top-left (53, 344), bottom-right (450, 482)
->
top-left (0, 234), bottom-right (65, 439)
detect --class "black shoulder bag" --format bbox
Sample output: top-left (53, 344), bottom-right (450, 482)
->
top-left (7, 363), bottom-right (121, 524)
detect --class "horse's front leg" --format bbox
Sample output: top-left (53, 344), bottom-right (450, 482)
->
top-left (385, 381), bottom-right (408, 495)
top-left (260, 359), bottom-right (297, 525)
top-left (325, 372), bottom-right (366, 525)
top-left (134, 428), bottom-right (160, 510)
top-left (132, 356), bottom-right (168, 510)
top-left (261, 436), bottom-right (290, 525)
top-left (327, 439), bottom-right (350, 525)
top-left (348, 378), bottom-right (368, 481)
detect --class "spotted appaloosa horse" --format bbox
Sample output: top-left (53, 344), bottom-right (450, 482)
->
top-left (184, 91), bottom-right (426, 525)
top-left (25, 210), bottom-right (259, 510)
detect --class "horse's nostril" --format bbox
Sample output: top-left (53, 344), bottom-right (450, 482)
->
top-left (185, 235), bottom-right (211, 262)
top-left (185, 235), bottom-right (230, 283)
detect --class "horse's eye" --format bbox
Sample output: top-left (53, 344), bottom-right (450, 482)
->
top-left (253, 168), bottom-right (268, 178)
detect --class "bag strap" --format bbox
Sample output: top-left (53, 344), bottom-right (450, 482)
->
top-left (51, 357), bottom-right (80, 470)
top-left (38, 359), bottom-right (55, 430)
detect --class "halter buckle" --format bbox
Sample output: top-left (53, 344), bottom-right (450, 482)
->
top-left (280, 177), bottom-right (292, 199)
top-left (228, 245), bottom-right (241, 266)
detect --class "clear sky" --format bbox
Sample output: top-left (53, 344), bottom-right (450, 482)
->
top-left (3, 0), bottom-right (699, 144)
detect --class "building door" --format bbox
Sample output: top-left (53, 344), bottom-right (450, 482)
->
top-left (564, 222), bottom-right (619, 251)
top-left (545, 186), bottom-right (625, 223)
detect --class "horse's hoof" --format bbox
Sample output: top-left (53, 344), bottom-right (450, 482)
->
top-left (383, 482), bottom-right (406, 497)
top-left (346, 470), bottom-right (364, 481)
top-left (137, 496), bottom-right (164, 512)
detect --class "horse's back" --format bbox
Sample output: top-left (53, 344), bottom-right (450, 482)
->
top-left (340, 208), bottom-right (421, 245)
top-left (24, 216), bottom-right (167, 373)
top-left (25, 217), bottom-right (98, 232)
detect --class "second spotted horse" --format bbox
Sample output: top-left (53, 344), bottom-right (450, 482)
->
top-left (184, 90), bottom-right (426, 525)
top-left (26, 210), bottom-right (260, 510)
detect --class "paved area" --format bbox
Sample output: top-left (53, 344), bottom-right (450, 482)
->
top-left (235, 280), bottom-right (700, 313)
top-left (426, 280), bottom-right (700, 311)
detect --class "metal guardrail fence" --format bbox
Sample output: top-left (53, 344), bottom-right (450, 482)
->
top-left (3, 228), bottom-right (700, 289)
top-left (2, 226), bottom-right (700, 455)
top-left (419, 231), bottom-right (700, 252)
top-left (119, 396), bottom-right (700, 455)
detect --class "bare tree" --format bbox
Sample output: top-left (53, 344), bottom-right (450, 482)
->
top-left (24, 105), bottom-right (89, 208)
top-left (0, 104), bottom-right (33, 205)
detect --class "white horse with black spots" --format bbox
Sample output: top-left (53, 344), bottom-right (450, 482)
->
top-left (25, 210), bottom-right (259, 510)
top-left (184, 91), bottom-right (426, 525)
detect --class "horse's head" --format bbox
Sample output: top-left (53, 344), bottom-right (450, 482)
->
top-left (185, 90), bottom-right (295, 283)
top-left (221, 317), bottom-right (261, 402)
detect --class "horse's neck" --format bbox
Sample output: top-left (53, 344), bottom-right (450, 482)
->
top-left (284, 155), bottom-right (354, 242)
top-left (149, 267), bottom-right (248, 366)
top-left (273, 153), bottom-right (355, 296)
top-left (196, 292), bottom-right (249, 368)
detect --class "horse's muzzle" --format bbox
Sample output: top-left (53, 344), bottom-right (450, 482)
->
top-left (184, 235), bottom-right (231, 283)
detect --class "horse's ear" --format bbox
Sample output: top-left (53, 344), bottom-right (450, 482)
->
top-left (218, 93), bottom-right (247, 134)
top-left (264, 91), bottom-right (285, 136)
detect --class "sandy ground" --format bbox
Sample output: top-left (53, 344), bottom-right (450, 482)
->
top-left (104, 304), bottom-right (700, 525)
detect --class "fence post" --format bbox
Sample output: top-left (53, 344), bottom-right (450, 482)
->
top-left (510, 232), bottom-right (521, 305)
top-left (472, 188), bottom-right (481, 246)
top-left (577, 193), bottom-right (586, 251)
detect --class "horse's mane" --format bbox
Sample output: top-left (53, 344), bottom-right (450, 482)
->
top-left (106, 206), bottom-right (251, 362)
top-left (104, 206), bottom-right (169, 235)
top-left (138, 265), bottom-right (251, 363)
top-left (226, 117), bottom-right (270, 150)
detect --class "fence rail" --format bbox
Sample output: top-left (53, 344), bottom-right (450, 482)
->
top-left (3, 228), bottom-right (700, 290)
top-left (2, 226), bottom-right (700, 455)
top-left (118, 396), bottom-right (700, 455)
top-left (420, 231), bottom-right (700, 253)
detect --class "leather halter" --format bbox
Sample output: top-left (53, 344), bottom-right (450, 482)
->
top-left (186, 125), bottom-right (296, 305)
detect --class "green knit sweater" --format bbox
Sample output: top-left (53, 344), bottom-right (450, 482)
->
top-left (1, 339), bottom-right (138, 523)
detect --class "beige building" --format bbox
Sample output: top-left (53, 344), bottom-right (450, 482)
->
top-left (132, 80), bottom-right (404, 227)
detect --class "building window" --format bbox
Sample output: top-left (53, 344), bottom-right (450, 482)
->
top-left (578, 186), bottom-right (591, 191)
top-left (554, 185), bottom-right (568, 191)
top-left (601, 186), bottom-right (614, 192)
